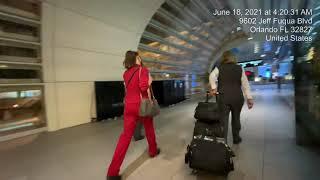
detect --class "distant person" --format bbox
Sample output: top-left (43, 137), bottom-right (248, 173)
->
top-left (277, 75), bottom-right (282, 91)
top-left (209, 51), bottom-right (254, 144)
top-left (107, 51), bottom-right (160, 180)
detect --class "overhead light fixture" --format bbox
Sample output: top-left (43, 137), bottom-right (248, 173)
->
top-left (248, 37), bottom-right (253, 40)
top-left (290, 56), bottom-right (294, 61)
top-left (307, 47), bottom-right (315, 60)
top-left (254, 42), bottom-right (260, 54)
top-left (261, 54), bottom-right (266, 57)
top-left (13, 104), bottom-right (19, 108)
top-left (0, 65), bottom-right (8, 68)
top-left (275, 46), bottom-right (281, 55)
top-left (163, 73), bottom-right (170, 78)
top-left (254, 77), bottom-right (262, 82)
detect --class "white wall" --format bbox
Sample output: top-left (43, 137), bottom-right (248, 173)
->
top-left (42, 0), bottom-right (164, 131)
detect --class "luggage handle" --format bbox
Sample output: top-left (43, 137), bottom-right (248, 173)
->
top-left (206, 91), bottom-right (218, 103)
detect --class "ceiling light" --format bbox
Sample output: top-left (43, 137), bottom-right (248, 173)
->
top-left (290, 56), bottom-right (294, 61)
top-left (261, 54), bottom-right (266, 57)
top-left (275, 46), bottom-right (281, 55)
top-left (13, 104), bottom-right (19, 108)
top-left (248, 37), bottom-right (253, 40)
top-left (0, 65), bottom-right (8, 68)
top-left (307, 47), bottom-right (315, 60)
top-left (254, 42), bottom-right (260, 54)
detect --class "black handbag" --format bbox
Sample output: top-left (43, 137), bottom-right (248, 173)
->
top-left (194, 93), bottom-right (220, 123)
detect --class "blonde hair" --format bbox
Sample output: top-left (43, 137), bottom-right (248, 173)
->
top-left (221, 51), bottom-right (237, 64)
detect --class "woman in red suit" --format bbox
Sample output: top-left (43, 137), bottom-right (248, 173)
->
top-left (107, 51), bottom-right (160, 180)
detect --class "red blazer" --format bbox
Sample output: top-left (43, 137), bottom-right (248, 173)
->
top-left (123, 65), bottom-right (149, 104)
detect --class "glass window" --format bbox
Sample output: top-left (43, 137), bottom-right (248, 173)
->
top-left (0, 0), bottom-right (44, 138)
top-left (0, 0), bottom-right (41, 18)
top-left (0, 19), bottom-right (40, 41)
top-left (0, 86), bottom-right (45, 136)
top-left (0, 40), bottom-right (40, 63)
top-left (0, 63), bottom-right (42, 83)
top-left (0, 45), bottom-right (38, 58)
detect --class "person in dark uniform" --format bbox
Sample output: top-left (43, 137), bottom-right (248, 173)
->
top-left (277, 75), bottom-right (282, 91)
top-left (209, 51), bottom-right (254, 144)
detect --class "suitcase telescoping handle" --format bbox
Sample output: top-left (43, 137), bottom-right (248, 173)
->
top-left (206, 90), bottom-right (218, 103)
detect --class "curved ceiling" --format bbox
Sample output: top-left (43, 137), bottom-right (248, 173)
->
top-left (138, 0), bottom-right (313, 77)
top-left (138, 0), bottom-right (247, 79)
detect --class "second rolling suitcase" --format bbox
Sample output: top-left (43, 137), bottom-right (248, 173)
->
top-left (194, 93), bottom-right (220, 123)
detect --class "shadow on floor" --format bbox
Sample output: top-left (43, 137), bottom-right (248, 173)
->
top-left (195, 168), bottom-right (250, 180)
top-left (300, 145), bottom-right (320, 156)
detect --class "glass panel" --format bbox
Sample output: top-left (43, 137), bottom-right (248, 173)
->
top-left (0, 45), bottom-right (38, 58)
top-left (0, 0), bottom-right (44, 137)
top-left (0, 40), bottom-right (40, 63)
top-left (294, 2), bottom-right (320, 144)
top-left (0, 18), bottom-right (40, 41)
top-left (0, 86), bottom-right (45, 136)
top-left (0, 0), bottom-right (41, 18)
top-left (0, 40), bottom-right (41, 63)
top-left (0, 69), bottom-right (40, 79)
top-left (0, 63), bottom-right (42, 83)
top-left (138, 1), bottom-right (215, 98)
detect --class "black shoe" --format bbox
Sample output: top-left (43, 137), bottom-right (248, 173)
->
top-left (233, 136), bottom-right (242, 144)
top-left (107, 175), bottom-right (121, 180)
top-left (150, 148), bottom-right (161, 158)
top-left (134, 136), bottom-right (145, 141)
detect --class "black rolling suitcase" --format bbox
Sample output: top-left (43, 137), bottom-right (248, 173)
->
top-left (185, 92), bottom-right (234, 175)
top-left (194, 93), bottom-right (220, 123)
top-left (193, 121), bottom-right (223, 137)
top-left (185, 136), bottom-right (234, 175)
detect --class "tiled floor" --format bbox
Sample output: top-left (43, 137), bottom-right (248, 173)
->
top-left (0, 84), bottom-right (319, 180)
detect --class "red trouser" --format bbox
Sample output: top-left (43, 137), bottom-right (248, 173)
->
top-left (107, 102), bottom-right (158, 176)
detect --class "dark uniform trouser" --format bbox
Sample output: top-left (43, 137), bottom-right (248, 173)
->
top-left (219, 97), bottom-right (244, 143)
